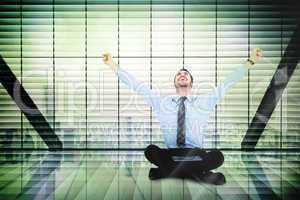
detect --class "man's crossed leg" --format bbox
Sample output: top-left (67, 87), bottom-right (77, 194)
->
top-left (144, 144), bottom-right (226, 185)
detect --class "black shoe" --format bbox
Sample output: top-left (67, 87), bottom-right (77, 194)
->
top-left (148, 168), bottom-right (164, 180)
top-left (201, 171), bottom-right (226, 185)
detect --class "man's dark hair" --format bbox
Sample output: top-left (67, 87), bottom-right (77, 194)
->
top-left (173, 68), bottom-right (193, 87)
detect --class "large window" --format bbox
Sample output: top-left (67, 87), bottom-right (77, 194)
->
top-left (0, 0), bottom-right (299, 149)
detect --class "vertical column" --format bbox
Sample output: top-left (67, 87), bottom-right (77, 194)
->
top-left (0, 0), bottom-right (22, 149)
top-left (249, 0), bottom-right (282, 149)
top-left (282, 1), bottom-right (300, 149)
top-left (87, 0), bottom-right (118, 149)
top-left (22, 0), bottom-right (54, 149)
top-left (119, 0), bottom-right (151, 149)
top-left (55, 0), bottom-right (86, 148)
top-left (217, 0), bottom-right (249, 149)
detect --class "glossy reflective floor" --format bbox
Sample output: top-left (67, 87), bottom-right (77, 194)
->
top-left (0, 150), bottom-right (299, 200)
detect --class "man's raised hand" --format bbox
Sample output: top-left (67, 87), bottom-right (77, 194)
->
top-left (102, 52), bottom-right (118, 71)
top-left (250, 48), bottom-right (263, 63)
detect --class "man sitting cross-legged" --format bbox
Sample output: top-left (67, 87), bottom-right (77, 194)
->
top-left (102, 48), bottom-right (262, 184)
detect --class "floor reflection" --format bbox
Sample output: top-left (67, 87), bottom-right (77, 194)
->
top-left (19, 153), bottom-right (62, 199)
top-left (0, 150), bottom-right (299, 200)
top-left (242, 153), bottom-right (281, 200)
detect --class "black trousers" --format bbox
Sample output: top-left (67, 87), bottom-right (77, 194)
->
top-left (144, 144), bottom-right (224, 176)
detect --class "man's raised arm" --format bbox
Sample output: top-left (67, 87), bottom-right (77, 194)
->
top-left (102, 53), bottom-right (161, 112)
top-left (198, 48), bottom-right (263, 112)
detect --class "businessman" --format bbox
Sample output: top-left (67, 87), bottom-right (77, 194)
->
top-left (102, 48), bottom-right (262, 184)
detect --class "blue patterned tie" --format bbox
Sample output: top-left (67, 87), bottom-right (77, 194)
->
top-left (177, 96), bottom-right (187, 147)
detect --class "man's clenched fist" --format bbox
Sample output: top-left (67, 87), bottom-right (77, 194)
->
top-left (250, 48), bottom-right (263, 64)
top-left (102, 52), bottom-right (118, 71)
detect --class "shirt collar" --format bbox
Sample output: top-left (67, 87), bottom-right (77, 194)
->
top-left (171, 95), bottom-right (194, 104)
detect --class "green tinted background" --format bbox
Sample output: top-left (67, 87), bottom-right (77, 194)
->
top-left (0, 0), bottom-right (299, 149)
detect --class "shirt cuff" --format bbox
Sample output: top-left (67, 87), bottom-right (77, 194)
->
top-left (114, 66), bottom-right (121, 76)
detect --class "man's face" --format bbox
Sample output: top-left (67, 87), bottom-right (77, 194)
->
top-left (174, 70), bottom-right (193, 88)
